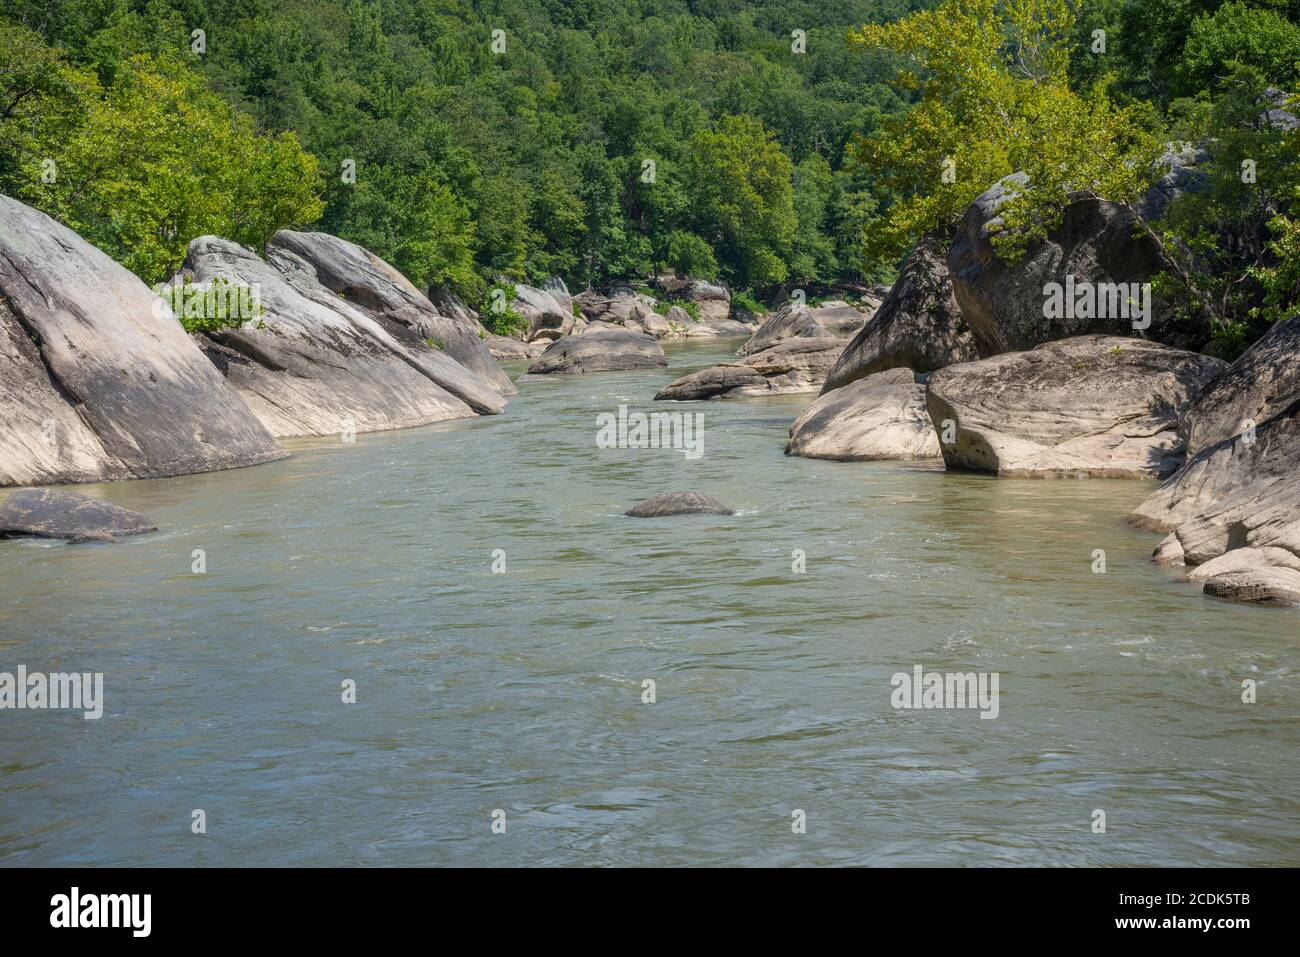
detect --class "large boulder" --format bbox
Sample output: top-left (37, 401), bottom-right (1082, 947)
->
top-left (527, 329), bottom-right (666, 375)
top-left (821, 235), bottom-right (983, 394)
top-left (926, 336), bottom-right (1225, 478)
top-left (737, 303), bottom-right (824, 356)
top-left (685, 280), bottom-right (731, 322)
top-left (1178, 313), bottom-right (1300, 458)
top-left (1127, 395), bottom-right (1300, 604)
top-left (0, 194), bottom-right (284, 487)
top-left (513, 283), bottom-right (575, 342)
top-left (183, 236), bottom-right (477, 437)
top-left (655, 338), bottom-right (847, 401)
top-left (624, 492), bottom-right (733, 517)
top-left (0, 488), bottom-right (155, 543)
top-left (268, 230), bottom-right (515, 397)
top-left (947, 173), bottom-right (1205, 353)
top-left (785, 369), bottom-right (940, 461)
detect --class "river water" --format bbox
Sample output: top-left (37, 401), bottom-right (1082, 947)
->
top-left (1, 339), bottom-right (1297, 866)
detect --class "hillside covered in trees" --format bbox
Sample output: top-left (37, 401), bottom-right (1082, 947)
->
top-left (2, 0), bottom-right (1299, 352)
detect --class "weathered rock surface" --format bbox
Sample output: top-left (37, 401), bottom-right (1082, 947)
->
top-left (738, 301), bottom-right (861, 356)
top-left (1202, 566), bottom-right (1300, 606)
top-left (624, 492), bottom-right (734, 517)
top-left (785, 369), bottom-right (941, 461)
top-left (655, 338), bottom-right (847, 401)
top-left (947, 173), bottom-right (1205, 353)
top-left (269, 230), bottom-right (515, 397)
top-left (485, 336), bottom-right (545, 360)
top-left (685, 280), bottom-right (731, 322)
top-left (0, 194), bottom-right (285, 487)
top-left (821, 235), bottom-right (983, 394)
top-left (926, 336), bottom-right (1225, 478)
top-left (1128, 396), bottom-right (1300, 572)
top-left (184, 236), bottom-right (476, 437)
top-left (514, 283), bottom-right (574, 342)
top-left (527, 329), bottom-right (667, 375)
top-left (0, 488), bottom-right (155, 542)
top-left (1178, 313), bottom-right (1300, 458)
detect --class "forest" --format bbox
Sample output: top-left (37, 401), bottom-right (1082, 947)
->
top-left (2, 0), bottom-right (1299, 353)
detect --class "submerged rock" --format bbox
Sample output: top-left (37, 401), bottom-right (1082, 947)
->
top-left (926, 336), bottom-right (1224, 478)
top-left (183, 236), bottom-right (477, 437)
top-left (656, 338), bottom-right (847, 400)
top-left (786, 369), bottom-right (940, 461)
top-left (821, 235), bottom-right (982, 394)
top-left (0, 194), bottom-right (285, 487)
top-left (527, 329), bottom-right (666, 375)
top-left (624, 492), bottom-right (734, 517)
top-left (0, 488), bottom-right (156, 543)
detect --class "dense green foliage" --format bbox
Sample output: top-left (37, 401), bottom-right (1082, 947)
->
top-left (2, 0), bottom-right (1298, 354)
top-left (855, 0), bottom-right (1300, 355)
top-left (1, 0), bottom-right (922, 293)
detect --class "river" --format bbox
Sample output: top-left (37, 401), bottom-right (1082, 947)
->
top-left (1, 339), bottom-right (1297, 866)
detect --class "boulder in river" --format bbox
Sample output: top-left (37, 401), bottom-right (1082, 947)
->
top-left (947, 172), bottom-right (1207, 353)
top-left (624, 492), bottom-right (734, 517)
top-left (821, 235), bottom-right (984, 394)
top-left (785, 369), bottom-right (941, 461)
top-left (0, 488), bottom-right (156, 543)
top-left (926, 336), bottom-right (1225, 478)
top-left (737, 303), bottom-right (818, 356)
top-left (267, 230), bottom-right (515, 397)
top-left (182, 236), bottom-right (478, 437)
top-left (656, 338), bottom-right (847, 401)
top-left (527, 329), bottom-right (667, 374)
top-left (1177, 312), bottom-right (1300, 458)
top-left (0, 194), bottom-right (285, 487)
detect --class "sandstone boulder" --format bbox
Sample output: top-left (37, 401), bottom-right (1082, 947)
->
top-left (785, 369), bottom-right (940, 461)
top-left (183, 236), bottom-right (477, 437)
top-left (655, 338), bottom-right (846, 401)
top-left (268, 230), bottom-right (515, 397)
top-left (0, 194), bottom-right (284, 487)
top-left (821, 235), bottom-right (983, 394)
top-left (947, 173), bottom-right (1205, 353)
top-left (926, 336), bottom-right (1224, 478)
top-left (527, 329), bottom-right (667, 375)
top-left (0, 488), bottom-right (155, 543)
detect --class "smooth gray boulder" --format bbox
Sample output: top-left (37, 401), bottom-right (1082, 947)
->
top-left (948, 173), bottom-right (1206, 353)
top-left (926, 336), bottom-right (1224, 478)
top-left (686, 281), bottom-right (731, 322)
top-left (527, 329), bottom-right (666, 375)
top-left (0, 488), bottom-right (155, 543)
top-left (514, 283), bottom-right (575, 342)
top-left (624, 492), bottom-right (734, 517)
top-left (743, 297), bottom-right (863, 356)
top-left (656, 338), bottom-right (847, 401)
top-left (785, 369), bottom-right (941, 461)
top-left (1177, 312), bottom-right (1300, 458)
top-left (485, 336), bottom-right (545, 360)
top-left (268, 230), bottom-right (515, 398)
top-left (0, 194), bottom-right (285, 487)
top-left (183, 236), bottom-right (475, 437)
top-left (737, 304), bottom-right (806, 356)
top-left (821, 235), bottom-right (983, 394)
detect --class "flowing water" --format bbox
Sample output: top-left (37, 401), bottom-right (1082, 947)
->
top-left (1, 339), bottom-right (1297, 867)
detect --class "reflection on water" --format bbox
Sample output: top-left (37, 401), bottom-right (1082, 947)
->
top-left (1, 341), bottom-right (1297, 866)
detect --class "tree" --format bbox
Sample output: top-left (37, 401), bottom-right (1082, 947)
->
top-left (685, 114), bottom-right (796, 287)
top-left (848, 0), bottom-right (1159, 266)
